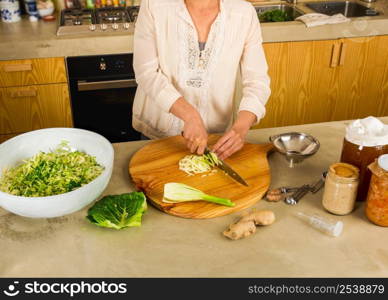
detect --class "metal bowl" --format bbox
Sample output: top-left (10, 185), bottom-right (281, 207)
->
top-left (269, 132), bottom-right (320, 167)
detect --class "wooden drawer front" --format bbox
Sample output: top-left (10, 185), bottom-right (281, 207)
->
top-left (0, 83), bottom-right (73, 134)
top-left (0, 57), bottom-right (67, 87)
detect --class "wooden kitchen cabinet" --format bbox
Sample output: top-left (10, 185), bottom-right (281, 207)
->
top-left (257, 39), bottom-right (340, 128)
top-left (0, 57), bottom-right (73, 143)
top-left (255, 35), bottom-right (388, 129)
top-left (0, 57), bottom-right (67, 87)
top-left (333, 35), bottom-right (388, 120)
top-left (0, 83), bottom-right (73, 135)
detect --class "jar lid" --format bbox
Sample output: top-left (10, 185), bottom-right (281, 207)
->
top-left (330, 162), bottom-right (359, 179)
top-left (378, 154), bottom-right (388, 172)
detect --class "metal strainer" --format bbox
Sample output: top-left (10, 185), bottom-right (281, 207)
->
top-left (269, 132), bottom-right (320, 168)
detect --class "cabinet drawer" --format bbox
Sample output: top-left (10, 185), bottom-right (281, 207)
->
top-left (0, 83), bottom-right (73, 134)
top-left (0, 57), bottom-right (67, 87)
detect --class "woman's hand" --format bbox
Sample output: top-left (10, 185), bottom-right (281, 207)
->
top-left (170, 97), bottom-right (208, 155)
top-left (212, 111), bottom-right (257, 160)
top-left (183, 115), bottom-right (208, 155)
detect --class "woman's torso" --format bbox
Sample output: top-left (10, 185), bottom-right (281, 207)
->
top-left (133, 0), bottom-right (257, 138)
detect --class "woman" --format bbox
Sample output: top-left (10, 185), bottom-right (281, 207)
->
top-left (133, 0), bottom-right (270, 160)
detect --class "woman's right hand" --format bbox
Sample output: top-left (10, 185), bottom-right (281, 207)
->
top-left (182, 115), bottom-right (208, 155)
top-left (170, 97), bottom-right (208, 155)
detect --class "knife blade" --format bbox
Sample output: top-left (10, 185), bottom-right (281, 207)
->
top-left (204, 147), bottom-right (249, 187)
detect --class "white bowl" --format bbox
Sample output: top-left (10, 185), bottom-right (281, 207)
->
top-left (38, 6), bottom-right (54, 17)
top-left (0, 128), bottom-right (114, 218)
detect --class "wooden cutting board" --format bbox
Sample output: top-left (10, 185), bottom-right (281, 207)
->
top-left (129, 135), bottom-right (273, 219)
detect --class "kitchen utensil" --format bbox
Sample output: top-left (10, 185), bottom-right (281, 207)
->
top-left (204, 148), bottom-right (248, 186)
top-left (285, 184), bottom-right (311, 205)
top-left (284, 171), bottom-right (327, 205)
top-left (129, 134), bottom-right (273, 219)
top-left (310, 171), bottom-right (328, 193)
top-left (269, 132), bottom-right (320, 168)
top-left (0, 128), bottom-right (114, 218)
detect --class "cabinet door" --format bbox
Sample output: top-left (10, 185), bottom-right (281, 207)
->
top-left (0, 57), bottom-right (67, 87)
top-left (333, 35), bottom-right (388, 120)
top-left (256, 39), bottom-right (340, 129)
top-left (0, 83), bottom-right (73, 134)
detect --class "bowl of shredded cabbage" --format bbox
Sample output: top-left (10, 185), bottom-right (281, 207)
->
top-left (0, 128), bottom-right (114, 218)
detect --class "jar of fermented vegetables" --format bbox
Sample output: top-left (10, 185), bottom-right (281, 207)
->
top-left (365, 155), bottom-right (388, 227)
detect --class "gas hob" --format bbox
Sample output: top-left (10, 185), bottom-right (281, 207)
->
top-left (57, 6), bottom-right (139, 36)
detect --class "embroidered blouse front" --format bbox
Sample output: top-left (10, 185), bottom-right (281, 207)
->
top-left (132, 0), bottom-right (271, 139)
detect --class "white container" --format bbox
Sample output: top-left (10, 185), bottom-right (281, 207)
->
top-left (0, 128), bottom-right (114, 218)
top-left (0, 0), bottom-right (21, 23)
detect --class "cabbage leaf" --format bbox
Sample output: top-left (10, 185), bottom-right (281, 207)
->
top-left (86, 192), bottom-right (147, 230)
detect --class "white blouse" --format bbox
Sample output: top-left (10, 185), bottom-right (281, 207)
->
top-left (133, 0), bottom-right (271, 139)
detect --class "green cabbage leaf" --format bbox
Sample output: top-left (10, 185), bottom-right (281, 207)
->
top-left (86, 192), bottom-right (147, 230)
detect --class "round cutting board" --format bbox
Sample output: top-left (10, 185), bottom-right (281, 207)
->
top-left (129, 135), bottom-right (273, 219)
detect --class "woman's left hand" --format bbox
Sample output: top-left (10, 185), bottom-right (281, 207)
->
top-left (212, 111), bottom-right (257, 160)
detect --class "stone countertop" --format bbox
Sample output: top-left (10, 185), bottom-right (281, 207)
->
top-left (1, 117), bottom-right (388, 277)
top-left (0, 0), bottom-right (388, 60)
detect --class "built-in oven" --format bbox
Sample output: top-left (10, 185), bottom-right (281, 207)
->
top-left (66, 53), bottom-right (141, 143)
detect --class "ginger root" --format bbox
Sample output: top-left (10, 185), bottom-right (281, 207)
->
top-left (223, 210), bottom-right (275, 240)
top-left (266, 189), bottom-right (284, 202)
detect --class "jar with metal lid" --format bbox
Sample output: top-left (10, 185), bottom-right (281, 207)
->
top-left (322, 163), bottom-right (360, 215)
top-left (365, 155), bottom-right (388, 227)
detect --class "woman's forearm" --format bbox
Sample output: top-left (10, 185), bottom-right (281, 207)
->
top-left (170, 97), bottom-right (208, 154)
top-left (233, 110), bottom-right (257, 132)
top-left (169, 97), bottom-right (201, 122)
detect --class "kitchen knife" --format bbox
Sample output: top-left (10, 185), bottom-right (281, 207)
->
top-left (204, 147), bottom-right (249, 187)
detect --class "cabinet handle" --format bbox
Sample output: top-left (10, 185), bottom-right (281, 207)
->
top-left (330, 43), bottom-right (340, 68)
top-left (3, 63), bottom-right (33, 72)
top-left (339, 43), bottom-right (347, 66)
top-left (9, 89), bottom-right (37, 98)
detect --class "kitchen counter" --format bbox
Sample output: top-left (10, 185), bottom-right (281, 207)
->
top-left (1, 117), bottom-right (388, 277)
top-left (1, 0), bottom-right (388, 60)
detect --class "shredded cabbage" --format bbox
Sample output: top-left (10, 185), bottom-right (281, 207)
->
top-left (0, 141), bottom-right (104, 197)
top-left (179, 152), bottom-right (220, 175)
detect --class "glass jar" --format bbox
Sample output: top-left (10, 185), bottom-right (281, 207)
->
top-left (340, 117), bottom-right (388, 201)
top-left (365, 155), bottom-right (388, 227)
top-left (341, 138), bottom-right (388, 202)
top-left (322, 163), bottom-right (359, 215)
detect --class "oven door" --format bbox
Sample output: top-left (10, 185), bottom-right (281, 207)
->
top-left (70, 77), bottom-right (141, 143)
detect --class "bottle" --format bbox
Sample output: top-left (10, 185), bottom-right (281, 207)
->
top-left (340, 117), bottom-right (388, 201)
top-left (24, 0), bottom-right (40, 21)
top-left (365, 155), bottom-right (388, 226)
top-left (64, 0), bottom-right (74, 9)
top-left (296, 212), bottom-right (343, 237)
top-left (86, 0), bottom-right (94, 9)
top-left (322, 163), bottom-right (359, 215)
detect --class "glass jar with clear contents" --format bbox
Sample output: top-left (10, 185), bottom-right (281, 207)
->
top-left (322, 163), bottom-right (359, 215)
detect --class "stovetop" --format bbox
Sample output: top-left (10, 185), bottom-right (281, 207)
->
top-left (57, 6), bottom-right (139, 36)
